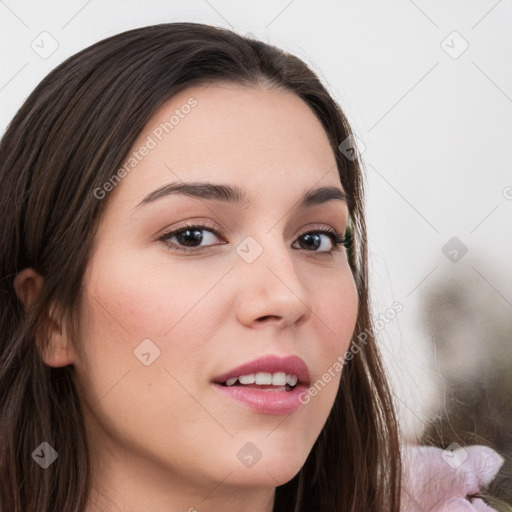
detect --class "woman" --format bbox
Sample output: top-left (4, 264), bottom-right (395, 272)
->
top-left (0, 22), bottom-right (502, 512)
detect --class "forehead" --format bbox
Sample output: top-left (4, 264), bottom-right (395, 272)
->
top-left (109, 82), bottom-right (343, 210)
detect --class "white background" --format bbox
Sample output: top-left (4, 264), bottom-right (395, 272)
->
top-left (1, 0), bottom-right (511, 440)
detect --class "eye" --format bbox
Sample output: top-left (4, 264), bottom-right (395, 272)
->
top-left (158, 222), bottom-right (350, 254)
top-left (292, 227), bottom-right (347, 253)
top-left (159, 222), bottom-right (225, 252)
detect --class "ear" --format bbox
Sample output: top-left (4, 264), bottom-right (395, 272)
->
top-left (13, 268), bottom-right (75, 368)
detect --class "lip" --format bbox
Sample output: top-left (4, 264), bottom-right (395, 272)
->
top-left (211, 354), bottom-right (311, 416)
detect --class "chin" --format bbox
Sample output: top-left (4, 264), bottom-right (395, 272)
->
top-left (222, 447), bottom-right (309, 488)
top-left (226, 465), bottom-right (302, 489)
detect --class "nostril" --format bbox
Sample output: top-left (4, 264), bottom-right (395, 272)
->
top-left (258, 315), bottom-right (281, 322)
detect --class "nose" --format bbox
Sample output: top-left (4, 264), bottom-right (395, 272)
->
top-left (234, 234), bottom-right (313, 330)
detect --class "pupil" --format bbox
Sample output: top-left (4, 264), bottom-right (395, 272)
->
top-left (178, 229), bottom-right (202, 246)
top-left (302, 233), bottom-right (320, 250)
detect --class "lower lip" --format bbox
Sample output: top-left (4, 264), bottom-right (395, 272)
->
top-left (212, 383), bottom-right (308, 415)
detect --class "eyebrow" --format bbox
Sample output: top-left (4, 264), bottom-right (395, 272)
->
top-left (135, 181), bottom-right (348, 210)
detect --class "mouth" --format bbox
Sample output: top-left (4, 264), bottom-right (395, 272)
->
top-left (212, 354), bottom-right (310, 389)
top-left (216, 371), bottom-right (300, 392)
top-left (211, 354), bottom-right (311, 415)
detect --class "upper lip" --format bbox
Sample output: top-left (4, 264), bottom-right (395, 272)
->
top-left (212, 354), bottom-right (311, 386)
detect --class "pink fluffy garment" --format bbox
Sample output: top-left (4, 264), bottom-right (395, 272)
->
top-left (401, 444), bottom-right (506, 511)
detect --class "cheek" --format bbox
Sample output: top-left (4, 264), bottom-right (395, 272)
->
top-left (82, 247), bottom-right (216, 338)
top-left (303, 267), bottom-right (359, 410)
top-left (73, 251), bottom-right (227, 466)
top-left (312, 267), bottom-right (359, 359)
top-left (75, 247), bottom-right (233, 402)
top-left (287, 264), bottom-right (358, 419)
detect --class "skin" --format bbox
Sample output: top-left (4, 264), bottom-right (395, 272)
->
top-left (15, 83), bottom-right (359, 512)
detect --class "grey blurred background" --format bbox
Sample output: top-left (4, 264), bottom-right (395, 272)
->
top-left (1, 0), bottom-right (510, 501)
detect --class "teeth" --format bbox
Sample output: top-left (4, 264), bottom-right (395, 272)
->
top-left (272, 372), bottom-right (286, 386)
top-left (225, 377), bottom-right (238, 386)
top-left (286, 374), bottom-right (298, 386)
top-left (255, 372), bottom-right (272, 385)
top-left (224, 372), bottom-right (299, 387)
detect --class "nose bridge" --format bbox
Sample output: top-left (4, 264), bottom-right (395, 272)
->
top-left (236, 228), bottom-right (295, 279)
top-left (233, 229), bottom-right (313, 326)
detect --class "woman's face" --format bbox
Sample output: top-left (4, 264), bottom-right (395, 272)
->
top-left (71, 83), bottom-right (358, 503)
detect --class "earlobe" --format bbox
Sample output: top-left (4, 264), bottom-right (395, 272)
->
top-left (39, 312), bottom-right (74, 367)
top-left (13, 268), bottom-right (75, 368)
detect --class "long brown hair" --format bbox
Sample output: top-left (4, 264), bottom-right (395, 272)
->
top-left (0, 22), bottom-right (401, 511)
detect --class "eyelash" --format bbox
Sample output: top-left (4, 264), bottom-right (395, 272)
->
top-left (158, 221), bottom-right (352, 255)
